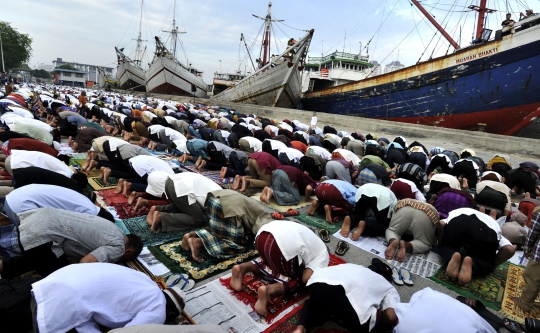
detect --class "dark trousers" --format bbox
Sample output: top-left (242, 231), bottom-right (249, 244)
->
top-left (299, 283), bottom-right (368, 332)
top-left (262, 140), bottom-right (279, 160)
top-left (452, 161), bottom-right (478, 188)
top-left (226, 151), bottom-right (248, 177)
top-left (206, 143), bottom-right (228, 171)
top-left (349, 195), bottom-right (390, 237)
top-left (2, 242), bottom-right (69, 279)
top-left (439, 214), bottom-right (499, 276)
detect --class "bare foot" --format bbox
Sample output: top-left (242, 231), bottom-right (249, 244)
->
top-left (128, 191), bottom-right (141, 205)
top-left (68, 136), bottom-right (73, 146)
top-left (259, 187), bottom-right (268, 203)
top-left (291, 326), bottom-right (307, 333)
top-left (122, 182), bottom-right (131, 197)
top-left (220, 167), bottom-right (228, 179)
top-left (232, 175), bottom-right (241, 190)
top-left (199, 160), bottom-right (206, 170)
top-left (489, 209), bottom-right (497, 220)
top-left (111, 127), bottom-right (119, 137)
top-left (146, 206), bottom-right (157, 226)
top-left (446, 252), bottom-right (461, 280)
top-left (181, 232), bottom-right (197, 251)
top-left (85, 160), bottom-right (98, 173)
top-left (134, 197), bottom-right (148, 212)
top-left (479, 206), bottom-right (486, 214)
top-left (115, 179), bottom-right (124, 193)
top-left (324, 204), bottom-right (333, 224)
top-left (458, 256), bottom-right (473, 286)
top-left (350, 220), bottom-right (366, 241)
top-left (230, 265), bottom-right (246, 292)
top-left (525, 192), bottom-right (531, 198)
top-left (462, 178), bottom-right (469, 190)
top-left (265, 188), bottom-right (273, 204)
top-left (195, 156), bottom-right (203, 170)
top-left (307, 200), bottom-right (319, 216)
top-left (150, 211), bottom-right (162, 233)
top-left (385, 239), bottom-right (399, 260)
top-left (254, 285), bottom-right (268, 316)
top-left (396, 240), bottom-right (407, 262)
top-left (340, 216), bottom-right (352, 237)
top-left (239, 177), bottom-right (249, 192)
top-left (187, 237), bottom-right (204, 263)
top-left (102, 167), bottom-right (112, 185)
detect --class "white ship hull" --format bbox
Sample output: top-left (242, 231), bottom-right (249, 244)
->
top-left (212, 30), bottom-right (313, 109)
top-left (146, 56), bottom-right (208, 98)
top-left (117, 62), bottom-right (146, 91)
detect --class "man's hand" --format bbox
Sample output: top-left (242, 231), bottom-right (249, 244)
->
top-left (79, 254), bottom-right (99, 263)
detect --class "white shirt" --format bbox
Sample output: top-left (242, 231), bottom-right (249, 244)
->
top-left (170, 173), bottom-right (221, 206)
top-left (475, 180), bottom-right (511, 212)
top-left (279, 147), bottom-right (304, 163)
top-left (430, 173), bottom-right (460, 189)
top-left (265, 125), bottom-right (279, 137)
top-left (142, 110), bottom-right (156, 120)
top-left (242, 137), bottom-right (262, 152)
top-left (445, 208), bottom-right (511, 248)
top-left (333, 148), bottom-right (361, 166)
top-left (163, 127), bottom-right (185, 141)
top-left (307, 264), bottom-right (399, 331)
top-left (148, 125), bottom-right (166, 136)
top-left (310, 116), bottom-right (318, 126)
top-left (10, 150), bottom-right (73, 178)
top-left (106, 138), bottom-right (130, 151)
top-left (265, 139), bottom-right (288, 152)
top-left (278, 122), bottom-right (293, 132)
top-left (256, 220), bottom-right (329, 271)
top-left (306, 145), bottom-right (332, 160)
top-left (394, 288), bottom-right (495, 333)
top-left (129, 155), bottom-right (174, 177)
top-left (32, 263), bottom-right (166, 333)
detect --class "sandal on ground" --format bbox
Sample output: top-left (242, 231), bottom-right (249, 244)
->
top-left (391, 266), bottom-right (403, 286)
top-left (164, 274), bottom-right (195, 291)
top-left (504, 318), bottom-right (526, 333)
top-left (285, 209), bottom-right (299, 216)
top-left (399, 267), bottom-right (413, 286)
top-left (271, 212), bottom-right (285, 220)
top-left (335, 240), bottom-right (349, 256)
top-left (318, 229), bottom-right (330, 243)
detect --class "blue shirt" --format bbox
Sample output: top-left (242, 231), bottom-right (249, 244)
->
top-left (323, 179), bottom-right (358, 205)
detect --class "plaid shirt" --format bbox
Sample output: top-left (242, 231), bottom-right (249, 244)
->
top-left (525, 215), bottom-right (540, 263)
top-left (0, 224), bottom-right (21, 259)
top-left (357, 168), bottom-right (382, 187)
top-left (195, 195), bottom-right (249, 258)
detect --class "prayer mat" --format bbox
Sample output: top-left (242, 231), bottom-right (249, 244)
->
top-left (296, 213), bottom-right (344, 234)
top-left (114, 219), bottom-right (130, 235)
top-left (98, 189), bottom-right (126, 205)
top-left (429, 261), bottom-right (510, 311)
top-left (180, 164), bottom-right (234, 187)
top-left (111, 203), bottom-right (149, 219)
top-left (501, 264), bottom-right (540, 324)
top-left (122, 215), bottom-right (186, 246)
top-left (263, 305), bottom-right (302, 333)
top-left (219, 254), bottom-right (347, 324)
top-left (148, 238), bottom-right (259, 280)
top-left (250, 194), bottom-right (315, 211)
top-left (88, 176), bottom-right (119, 190)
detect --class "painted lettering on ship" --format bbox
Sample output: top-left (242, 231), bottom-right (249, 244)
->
top-left (455, 48), bottom-right (498, 64)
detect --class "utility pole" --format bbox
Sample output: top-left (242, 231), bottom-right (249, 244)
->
top-left (0, 30), bottom-right (4, 72)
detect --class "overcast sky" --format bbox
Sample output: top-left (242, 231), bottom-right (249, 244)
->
top-left (1, 0), bottom-right (529, 83)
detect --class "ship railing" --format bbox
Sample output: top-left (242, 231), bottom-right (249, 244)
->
top-left (308, 52), bottom-right (370, 64)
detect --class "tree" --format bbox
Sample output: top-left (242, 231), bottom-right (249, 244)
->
top-left (58, 64), bottom-right (77, 70)
top-left (31, 69), bottom-right (50, 79)
top-left (0, 22), bottom-right (32, 70)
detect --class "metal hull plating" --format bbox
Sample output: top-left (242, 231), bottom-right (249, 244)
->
top-left (302, 25), bottom-right (540, 135)
top-left (117, 62), bottom-right (146, 91)
top-left (146, 56), bottom-right (208, 98)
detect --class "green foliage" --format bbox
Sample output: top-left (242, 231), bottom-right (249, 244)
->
top-left (0, 22), bottom-right (32, 70)
top-left (30, 69), bottom-right (50, 79)
top-left (57, 64), bottom-right (77, 70)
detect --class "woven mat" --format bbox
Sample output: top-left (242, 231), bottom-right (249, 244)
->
top-left (88, 176), bottom-right (119, 190)
top-left (296, 213), bottom-right (343, 234)
top-left (429, 261), bottom-right (510, 311)
top-left (122, 215), bottom-right (186, 246)
top-left (148, 237), bottom-right (259, 280)
top-left (219, 254), bottom-right (346, 324)
top-left (501, 264), bottom-right (540, 324)
top-left (180, 164), bottom-right (234, 187)
top-left (250, 194), bottom-right (314, 211)
top-left (111, 203), bottom-right (149, 219)
top-left (262, 304), bottom-right (348, 333)
top-left (98, 189), bottom-right (126, 205)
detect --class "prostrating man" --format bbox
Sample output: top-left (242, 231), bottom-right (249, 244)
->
top-left (0, 207), bottom-right (143, 279)
top-left (31, 263), bottom-right (186, 333)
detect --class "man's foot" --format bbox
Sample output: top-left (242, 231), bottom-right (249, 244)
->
top-left (187, 237), bottom-right (204, 263)
top-left (525, 192), bottom-right (531, 198)
top-left (446, 252), bottom-right (461, 280)
top-left (396, 240), bottom-right (407, 262)
top-left (220, 167), bottom-right (228, 179)
top-left (340, 216), bottom-right (352, 237)
top-left (195, 156), bottom-right (203, 170)
top-left (239, 177), bottom-right (249, 192)
top-left (479, 206), bottom-right (486, 214)
top-left (489, 209), bottom-right (497, 220)
top-left (324, 204), bottom-right (333, 224)
top-left (146, 206), bottom-right (157, 226)
top-left (291, 326), bottom-right (307, 333)
top-left (232, 175), bottom-right (241, 190)
top-left (68, 136), bottom-right (73, 146)
top-left (254, 285), bottom-right (268, 316)
top-left (150, 211), bottom-right (162, 233)
top-left (111, 127), bottom-right (119, 137)
top-left (265, 188), bottom-right (274, 204)
top-left (122, 182), bottom-right (131, 197)
top-left (458, 256), bottom-right (473, 286)
top-left (385, 239), bottom-right (399, 260)
top-left (181, 232), bottom-right (197, 251)
top-left (134, 197), bottom-right (148, 212)
top-left (462, 178), bottom-right (469, 190)
top-left (259, 187), bottom-right (268, 203)
top-left (199, 160), bottom-right (206, 171)
top-left (84, 160), bottom-right (98, 173)
top-left (230, 264), bottom-right (247, 292)
top-left (71, 141), bottom-right (79, 152)
top-left (350, 221), bottom-right (366, 241)
top-left (82, 156), bottom-right (91, 171)
top-left (307, 200), bottom-right (319, 216)
top-left (128, 192), bottom-right (142, 205)
top-left (102, 168), bottom-right (112, 185)
top-left (115, 179), bottom-right (124, 193)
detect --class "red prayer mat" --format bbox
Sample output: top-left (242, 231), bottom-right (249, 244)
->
top-left (220, 254), bottom-right (346, 324)
top-left (98, 189), bottom-right (127, 205)
top-left (111, 202), bottom-right (149, 219)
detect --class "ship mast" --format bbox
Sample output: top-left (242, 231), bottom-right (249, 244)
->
top-left (133, 0), bottom-right (146, 67)
top-left (468, 0), bottom-right (497, 39)
top-left (253, 2), bottom-right (283, 66)
top-left (162, 0), bottom-right (186, 59)
top-left (411, 0), bottom-right (460, 50)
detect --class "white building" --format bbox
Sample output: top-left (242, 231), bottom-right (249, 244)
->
top-left (54, 68), bottom-right (88, 87)
top-left (52, 58), bottom-right (114, 83)
top-left (384, 60), bottom-right (405, 74)
top-left (369, 61), bottom-right (382, 76)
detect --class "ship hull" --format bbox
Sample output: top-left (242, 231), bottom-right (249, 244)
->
top-left (301, 24), bottom-right (540, 135)
top-left (117, 62), bottom-right (146, 92)
top-left (146, 57), bottom-right (208, 98)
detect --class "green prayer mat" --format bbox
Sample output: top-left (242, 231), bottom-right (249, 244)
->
top-left (87, 176), bottom-right (119, 190)
top-left (122, 215), bottom-right (186, 246)
top-left (428, 261), bottom-right (510, 311)
top-left (114, 219), bottom-right (130, 235)
top-left (148, 238), bottom-right (259, 280)
top-left (296, 213), bottom-right (344, 234)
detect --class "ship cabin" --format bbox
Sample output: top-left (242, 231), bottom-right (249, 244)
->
top-left (212, 72), bottom-right (248, 95)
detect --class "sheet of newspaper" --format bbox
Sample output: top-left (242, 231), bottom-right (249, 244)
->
top-left (509, 250), bottom-right (529, 267)
top-left (137, 247), bottom-right (170, 276)
top-left (332, 231), bottom-right (387, 258)
top-left (184, 274), bottom-right (303, 333)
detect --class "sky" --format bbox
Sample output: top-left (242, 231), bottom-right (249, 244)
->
top-left (1, 0), bottom-right (531, 84)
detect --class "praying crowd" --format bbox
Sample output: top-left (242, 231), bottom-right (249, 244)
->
top-left (0, 82), bottom-right (539, 333)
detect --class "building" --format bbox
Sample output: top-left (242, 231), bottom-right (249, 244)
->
top-left (384, 60), bottom-right (405, 74)
top-left (369, 60), bottom-right (382, 76)
top-left (54, 68), bottom-right (88, 87)
top-left (37, 63), bottom-right (54, 72)
top-left (52, 58), bottom-right (114, 83)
